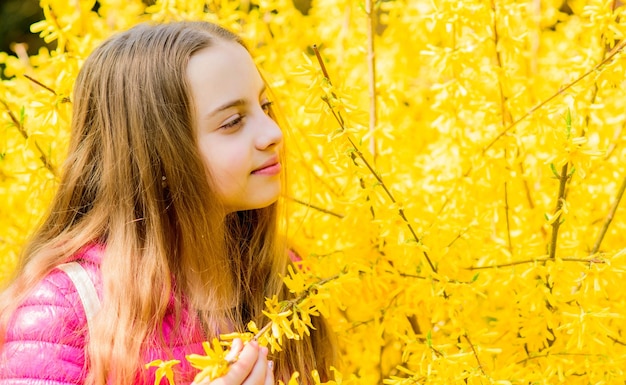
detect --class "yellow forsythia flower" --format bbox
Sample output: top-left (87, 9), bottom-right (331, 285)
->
top-left (145, 359), bottom-right (180, 385)
top-left (186, 338), bottom-right (232, 383)
top-left (278, 371), bottom-right (300, 385)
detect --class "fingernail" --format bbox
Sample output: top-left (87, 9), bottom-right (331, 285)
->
top-left (268, 360), bottom-right (274, 371)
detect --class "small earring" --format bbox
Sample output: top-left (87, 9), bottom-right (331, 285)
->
top-left (161, 175), bottom-right (167, 188)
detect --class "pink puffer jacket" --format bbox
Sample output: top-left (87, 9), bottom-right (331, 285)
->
top-left (0, 245), bottom-right (206, 385)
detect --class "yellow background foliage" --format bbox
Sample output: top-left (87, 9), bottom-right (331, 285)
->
top-left (1, 0), bottom-right (626, 383)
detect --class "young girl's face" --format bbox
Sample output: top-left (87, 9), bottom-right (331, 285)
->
top-left (187, 41), bottom-right (283, 213)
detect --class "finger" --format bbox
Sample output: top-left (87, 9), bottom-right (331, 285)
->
top-left (226, 338), bottom-right (244, 363)
top-left (216, 341), bottom-right (260, 384)
top-left (242, 345), bottom-right (269, 385)
top-left (191, 376), bottom-right (211, 385)
top-left (264, 360), bottom-right (274, 385)
top-left (192, 340), bottom-right (245, 385)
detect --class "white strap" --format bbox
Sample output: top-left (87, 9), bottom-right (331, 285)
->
top-left (57, 262), bottom-right (101, 333)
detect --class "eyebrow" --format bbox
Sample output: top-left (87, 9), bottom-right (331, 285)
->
top-left (206, 85), bottom-right (267, 118)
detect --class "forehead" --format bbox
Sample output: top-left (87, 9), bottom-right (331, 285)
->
top-left (186, 41), bottom-right (264, 108)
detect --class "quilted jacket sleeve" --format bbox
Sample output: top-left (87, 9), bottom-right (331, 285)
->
top-left (0, 269), bottom-right (90, 385)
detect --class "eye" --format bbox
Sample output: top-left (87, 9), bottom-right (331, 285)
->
top-left (261, 101), bottom-right (274, 115)
top-left (220, 114), bottom-right (245, 131)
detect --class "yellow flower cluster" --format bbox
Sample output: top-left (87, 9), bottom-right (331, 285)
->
top-left (2, 0), bottom-right (626, 383)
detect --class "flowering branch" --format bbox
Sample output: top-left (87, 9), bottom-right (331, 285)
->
top-left (312, 45), bottom-right (438, 275)
top-left (489, 0), bottom-right (512, 127)
top-left (515, 352), bottom-right (603, 366)
top-left (399, 272), bottom-right (475, 285)
top-left (483, 39), bottom-right (626, 152)
top-left (465, 255), bottom-right (605, 270)
top-left (23, 75), bottom-right (71, 103)
top-left (155, 273), bottom-right (342, 385)
top-left (254, 274), bottom-right (340, 344)
top-left (548, 163), bottom-right (570, 260)
top-left (0, 99), bottom-right (58, 177)
top-left (365, 0), bottom-right (377, 161)
top-left (463, 333), bottom-right (486, 376)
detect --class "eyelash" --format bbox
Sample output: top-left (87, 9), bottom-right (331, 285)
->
top-left (219, 101), bottom-right (274, 130)
top-left (261, 101), bottom-right (274, 114)
top-left (221, 115), bottom-right (243, 130)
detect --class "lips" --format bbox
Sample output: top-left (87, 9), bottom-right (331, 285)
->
top-left (251, 156), bottom-right (281, 175)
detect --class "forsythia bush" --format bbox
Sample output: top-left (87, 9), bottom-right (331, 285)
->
top-left (1, 0), bottom-right (626, 383)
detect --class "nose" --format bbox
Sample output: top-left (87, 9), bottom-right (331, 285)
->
top-left (255, 112), bottom-right (283, 150)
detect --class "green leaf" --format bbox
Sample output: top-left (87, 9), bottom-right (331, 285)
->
top-left (568, 166), bottom-right (576, 178)
top-left (550, 163), bottom-right (560, 179)
top-left (565, 108), bottom-right (572, 139)
top-left (19, 106), bottom-right (26, 126)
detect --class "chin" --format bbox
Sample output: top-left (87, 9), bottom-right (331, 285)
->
top-left (227, 197), bottom-right (279, 213)
top-left (249, 197), bottom-right (279, 210)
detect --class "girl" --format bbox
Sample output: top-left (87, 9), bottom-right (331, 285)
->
top-left (0, 21), bottom-right (336, 385)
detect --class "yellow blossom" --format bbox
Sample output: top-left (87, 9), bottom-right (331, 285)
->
top-left (186, 339), bottom-right (231, 383)
top-left (145, 359), bottom-right (180, 385)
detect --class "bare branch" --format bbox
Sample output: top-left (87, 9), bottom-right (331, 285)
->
top-left (548, 163), bottom-right (570, 260)
top-left (287, 197), bottom-right (345, 219)
top-left (591, 175), bottom-right (626, 254)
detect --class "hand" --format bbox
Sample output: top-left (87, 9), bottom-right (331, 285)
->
top-left (193, 339), bottom-right (274, 385)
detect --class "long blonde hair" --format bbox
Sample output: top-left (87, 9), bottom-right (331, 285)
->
top-left (0, 21), bottom-right (335, 384)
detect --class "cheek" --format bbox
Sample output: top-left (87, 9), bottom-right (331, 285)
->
top-left (199, 142), bottom-right (249, 194)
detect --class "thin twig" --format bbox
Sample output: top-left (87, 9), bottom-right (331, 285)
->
top-left (24, 74), bottom-right (57, 95)
top-left (517, 163), bottom-right (536, 210)
top-left (604, 120), bottom-right (624, 161)
top-left (365, 0), bottom-right (377, 161)
top-left (488, 0), bottom-right (531, 240)
top-left (549, 163), bottom-right (569, 260)
top-left (465, 255), bottom-right (604, 270)
top-left (591, 175), bottom-right (626, 254)
top-left (504, 181), bottom-right (513, 253)
top-left (312, 45), bottom-right (438, 274)
top-left (608, 335), bottom-right (626, 346)
top-left (313, 45), bottom-right (331, 83)
top-left (516, 352), bottom-right (603, 365)
top-left (583, 1), bottom-right (618, 136)
top-left (347, 135), bottom-right (436, 273)
top-left (288, 197), bottom-right (345, 219)
top-left (313, 45), bottom-right (344, 128)
top-left (399, 272), bottom-right (474, 285)
top-left (463, 333), bottom-right (486, 376)
top-left (490, 0), bottom-right (512, 127)
top-left (291, 133), bottom-right (342, 196)
top-left (23, 74), bottom-right (71, 103)
top-left (483, 40), bottom-right (626, 152)
top-left (252, 322), bottom-right (272, 342)
top-left (0, 99), bottom-right (58, 177)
